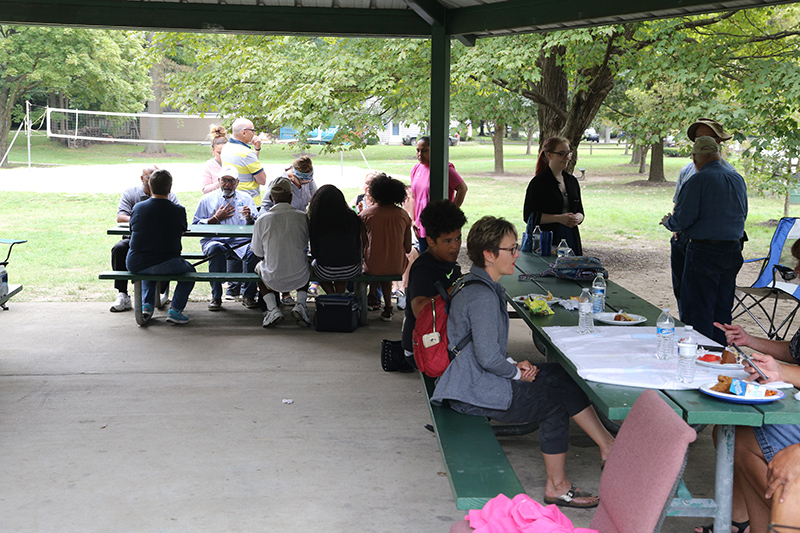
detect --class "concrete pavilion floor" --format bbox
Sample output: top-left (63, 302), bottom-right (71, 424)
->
top-left (1, 301), bottom-right (716, 532)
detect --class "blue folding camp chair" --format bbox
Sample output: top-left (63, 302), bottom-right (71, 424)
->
top-left (732, 217), bottom-right (800, 340)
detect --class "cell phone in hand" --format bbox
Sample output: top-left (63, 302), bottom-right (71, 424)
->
top-left (731, 343), bottom-right (769, 381)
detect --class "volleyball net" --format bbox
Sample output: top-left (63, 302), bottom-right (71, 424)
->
top-left (45, 107), bottom-right (220, 146)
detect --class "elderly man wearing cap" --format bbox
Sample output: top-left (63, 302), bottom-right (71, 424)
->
top-left (251, 176), bottom-right (312, 328)
top-left (221, 117), bottom-right (267, 204)
top-left (193, 164), bottom-right (260, 311)
top-left (670, 118), bottom-right (737, 315)
top-left (110, 165), bottom-right (180, 313)
top-left (661, 136), bottom-right (748, 345)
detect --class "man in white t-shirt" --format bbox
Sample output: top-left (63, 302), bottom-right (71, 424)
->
top-left (251, 177), bottom-right (311, 328)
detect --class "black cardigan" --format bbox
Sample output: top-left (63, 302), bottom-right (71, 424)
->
top-left (522, 166), bottom-right (584, 255)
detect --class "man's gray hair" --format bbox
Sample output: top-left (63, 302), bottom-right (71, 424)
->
top-left (231, 118), bottom-right (251, 134)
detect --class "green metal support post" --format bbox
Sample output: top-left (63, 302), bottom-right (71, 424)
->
top-left (429, 24), bottom-right (450, 202)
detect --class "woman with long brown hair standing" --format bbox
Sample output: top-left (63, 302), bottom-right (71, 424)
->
top-left (523, 137), bottom-right (585, 255)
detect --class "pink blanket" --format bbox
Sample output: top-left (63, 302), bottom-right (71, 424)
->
top-left (466, 493), bottom-right (598, 533)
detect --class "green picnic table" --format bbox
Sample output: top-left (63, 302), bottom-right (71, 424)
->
top-left (502, 251), bottom-right (800, 533)
top-left (104, 225), bottom-right (399, 326)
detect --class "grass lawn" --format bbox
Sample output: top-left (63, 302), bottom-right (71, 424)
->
top-left (1, 136), bottom-right (796, 302)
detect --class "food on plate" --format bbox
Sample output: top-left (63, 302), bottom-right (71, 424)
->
top-left (710, 375), bottom-right (734, 393)
top-left (525, 297), bottom-right (554, 316)
top-left (710, 375), bottom-right (778, 398)
top-left (721, 348), bottom-right (738, 365)
top-left (613, 311), bottom-right (636, 322)
top-left (698, 353), bottom-right (722, 363)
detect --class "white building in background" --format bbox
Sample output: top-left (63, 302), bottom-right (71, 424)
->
top-left (377, 121), bottom-right (423, 145)
top-left (376, 120), bottom-right (470, 145)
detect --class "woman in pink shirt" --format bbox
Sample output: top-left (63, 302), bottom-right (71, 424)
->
top-left (409, 136), bottom-right (468, 253)
top-left (200, 124), bottom-right (229, 194)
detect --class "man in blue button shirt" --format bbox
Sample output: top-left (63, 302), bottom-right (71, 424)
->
top-left (661, 136), bottom-right (747, 345)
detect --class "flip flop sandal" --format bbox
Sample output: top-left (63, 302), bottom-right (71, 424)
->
top-left (543, 484), bottom-right (599, 509)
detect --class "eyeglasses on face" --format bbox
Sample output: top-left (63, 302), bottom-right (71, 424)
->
top-left (242, 128), bottom-right (256, 133)
top-left (498, 244), bottom-right (520, 255)
top-left (220, 177), bottom-right (237, 184)
top-left (549, 150), bottom-right (573, 157)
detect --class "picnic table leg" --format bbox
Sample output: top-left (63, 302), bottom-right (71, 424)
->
top-left (354, 281), bottom-right (368, 326)
top-left (133, 280), bottom-right (146, 327)
top-left (713, 424), bottom-right (734, 533)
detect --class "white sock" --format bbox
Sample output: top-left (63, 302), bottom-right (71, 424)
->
top-left (296, 290), bottom-right (308, 306)
top-left (265, 292), bottom-right (278, 311)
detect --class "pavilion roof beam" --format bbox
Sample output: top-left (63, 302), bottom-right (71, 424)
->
top-left (447, 0), bottom-right (799, 36)
top-left (0, 0), bottom-right (432, 38)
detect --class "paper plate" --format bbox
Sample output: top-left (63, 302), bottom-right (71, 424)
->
top-left (593, 312), bottom-right (646, 325)
top-left (699, 383), bottom-right (784, 404)
top-left (695, 356), bottom-right (744, 371)
top-left (512, 294), bottom-right (560, 304)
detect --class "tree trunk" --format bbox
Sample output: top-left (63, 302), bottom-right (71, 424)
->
top-left (638, 145), bottom-right (650, 174)
top-left (0, 86), bottom-right (12, 168)
top-left (143, 33), bottom-right (166, 154)
top-left (630, 143), bottom-right (641, 165)
top-left (492, 120), bottom-right (505, 174)
top-left (648, 140), bottom-right (666, 182)
top-left (525, 123), bottom-right (536, 155)
top-left (785, 190), bottom-right (791, 218)
top-left (533, 44), bottom-right (568, 144)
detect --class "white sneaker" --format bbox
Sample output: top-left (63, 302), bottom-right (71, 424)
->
top-left (110, 293), bottom-right (132, 312)
top-left (262, 308), bottom-right (284, 328)
top-left (291, 304), bottom-right (311, 327)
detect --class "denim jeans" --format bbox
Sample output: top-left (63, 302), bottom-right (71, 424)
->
top-left (206, 242), bottom-right (258, 300)
top-left (680, 240), bottom-right (743, 345)
top-left (138, 257), bottom-right (195, 311)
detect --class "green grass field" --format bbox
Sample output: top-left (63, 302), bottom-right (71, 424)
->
top-left (1, 136), bottom-right (795, 302)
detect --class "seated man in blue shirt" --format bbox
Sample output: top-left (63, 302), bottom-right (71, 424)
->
top-left (193, 165), bottom-right (260, 311)
top-left (661, 136), bottom-right (748, 345)
top-left (126, 169), bottom-right (195, 325)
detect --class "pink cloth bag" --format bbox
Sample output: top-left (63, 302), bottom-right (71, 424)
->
top-left (465, 493), bottom-right (598, 533)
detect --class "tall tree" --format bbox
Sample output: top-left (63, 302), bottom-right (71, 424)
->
top-left (159, 34), bottom-right (431, 150)
top-left (0, 26), bottom-right (150, 165)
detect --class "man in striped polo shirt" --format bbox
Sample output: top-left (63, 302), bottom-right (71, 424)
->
top-left (221, 118), bottom-right (267, 205)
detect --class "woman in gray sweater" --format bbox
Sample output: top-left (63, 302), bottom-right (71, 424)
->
top-left (431, 216), bottom-right (614, 509)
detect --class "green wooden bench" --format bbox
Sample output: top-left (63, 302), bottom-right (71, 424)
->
top-left (421, 373), bottom-right (526, 510)
top-left (99, 270), bottom-right (400, 326)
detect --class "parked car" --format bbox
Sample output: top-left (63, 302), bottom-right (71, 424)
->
top-left (583, 128), bottom-right (600, 142)
top-left (402, 134), bottom-right (459, 146)
top-left (279, 126), bottom-right (338, 144)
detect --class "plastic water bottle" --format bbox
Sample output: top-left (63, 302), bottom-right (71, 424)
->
top-left (578, 288), bottom-right (594, 334)
top-left (532, 225), bottom-right (542, 254)
top-left (656, 308), bottom-right (675, 360)
top-left (677, 325), bottom-right (697, 383)
top-left (557, 239), bottom-right (571, 258)
top-left (591, 272), bottom-right (606, 314)
top-left (236, 199), bottom-right (245, 220)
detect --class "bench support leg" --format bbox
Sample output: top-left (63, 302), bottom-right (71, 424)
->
top-left (354, 281), bottom-right (368, 326)
top-left (133, 280), bottom-right (146, 326)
